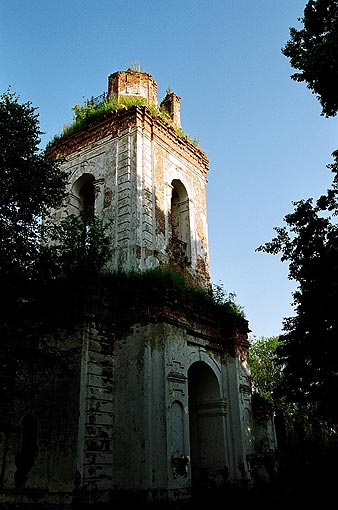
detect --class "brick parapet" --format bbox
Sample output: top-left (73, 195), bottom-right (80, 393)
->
top-left (47, 106), bottom-right (209, 178)
top-left (84, 289), bottom-right (250, 353)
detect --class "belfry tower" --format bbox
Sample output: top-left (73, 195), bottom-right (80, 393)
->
top-left (50, 69), bottom-right (210, 288)
top-left (0, 70), bottom-right (277, 509)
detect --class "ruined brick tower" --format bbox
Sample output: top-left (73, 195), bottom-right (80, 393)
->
top-left (50, 69), bottom-right (211, 288)
top-left (0, 70), bottom-right (277, 509)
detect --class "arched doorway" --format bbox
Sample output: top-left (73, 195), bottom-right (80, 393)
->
top-left (170, 179), bottom-right (191, 263)
top-left (188, 361), bottom-right (227, 489)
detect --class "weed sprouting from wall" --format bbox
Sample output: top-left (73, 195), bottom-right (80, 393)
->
top-left (48, 96), bottom-right (203, 152)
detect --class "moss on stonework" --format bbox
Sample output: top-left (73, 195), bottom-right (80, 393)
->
top-left (6, 267), bottom-right (247, 342)
top-left (47, 96), bottom-right (203, 152)
top-left (75, 267), bottom-right (247, 338)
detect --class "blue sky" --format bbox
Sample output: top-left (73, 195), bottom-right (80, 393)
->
top-left (1, 0), bottom-right (337, 339)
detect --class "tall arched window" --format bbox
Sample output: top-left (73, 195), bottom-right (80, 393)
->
top-left (69, 173), bottom-right (95, 217)
top-left (170, 179), bottom-right (191, 263)
top-left (79, 178), bottom-right (95, 214)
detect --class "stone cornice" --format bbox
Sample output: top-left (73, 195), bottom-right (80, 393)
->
top-left (47, 106), bottom-right (209, 177)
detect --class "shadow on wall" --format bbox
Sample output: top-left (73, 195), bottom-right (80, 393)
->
top-left (14, 415), bottom-right (38, 489)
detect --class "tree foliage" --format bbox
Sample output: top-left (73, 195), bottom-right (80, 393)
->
top-left (257, 153), bottom-right (338, 423)
top-left (282, 0), bottom-right (338, 117)
top-left (0, 89), bottom-right (67, 283)
top-left (257, 0), bottom-right (338, 426)
top-left (0, 91), bottom-right (115, 425)
top-left (249, 336), bottom-right (283, 404)
top-left (41, 211), bottom-right (113, 281)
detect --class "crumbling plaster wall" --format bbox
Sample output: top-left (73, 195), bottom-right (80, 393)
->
top-left (74, 321), bottom-right (114, 503)
top-left (0, 314), bottom-right (255, 508)
top-left (0, 330), bottom-right (83, 508)
top-left (103, 320), bottom-right (254, 501)
top-left (51, 108), bottom-right (210, 288)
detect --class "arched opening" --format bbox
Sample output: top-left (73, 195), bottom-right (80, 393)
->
top-left (79, 178), bottom-right (95, 214)
top-left (170, 179), bottom-right (191, 263)
top-left (188, 361), bottom-right (227, 491)
top-left (170, 401), bottom-right (189, 478)
top-left (69, 173), bottom-right (95, 217)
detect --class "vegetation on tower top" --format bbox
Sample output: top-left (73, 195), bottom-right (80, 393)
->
top-left (48, 94), bottom-right (203, 152)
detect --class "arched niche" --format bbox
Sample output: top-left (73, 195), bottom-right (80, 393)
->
top-left (170, 179), bottom-right (191, 263)
top-left (170, 400), bottom-right (190, 479)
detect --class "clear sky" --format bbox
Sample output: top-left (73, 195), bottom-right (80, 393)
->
top-left (1, 0), bottom-right (337, 339)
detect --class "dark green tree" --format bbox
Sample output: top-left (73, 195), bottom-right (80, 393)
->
top-left (249, 336), bottom-right (283, 404)
top-left (41, 211), bottom-right (113, 282)
top-left (0, 90), bottom-right (68, 475)
top-left (257, 170), bottom-right (338, 424)
top-left (257, 0), bottom-right (338, 425)
top-left (0, 89), bottom-right (67, 285)
top-left (282, 0), bottom-right (338, 117)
